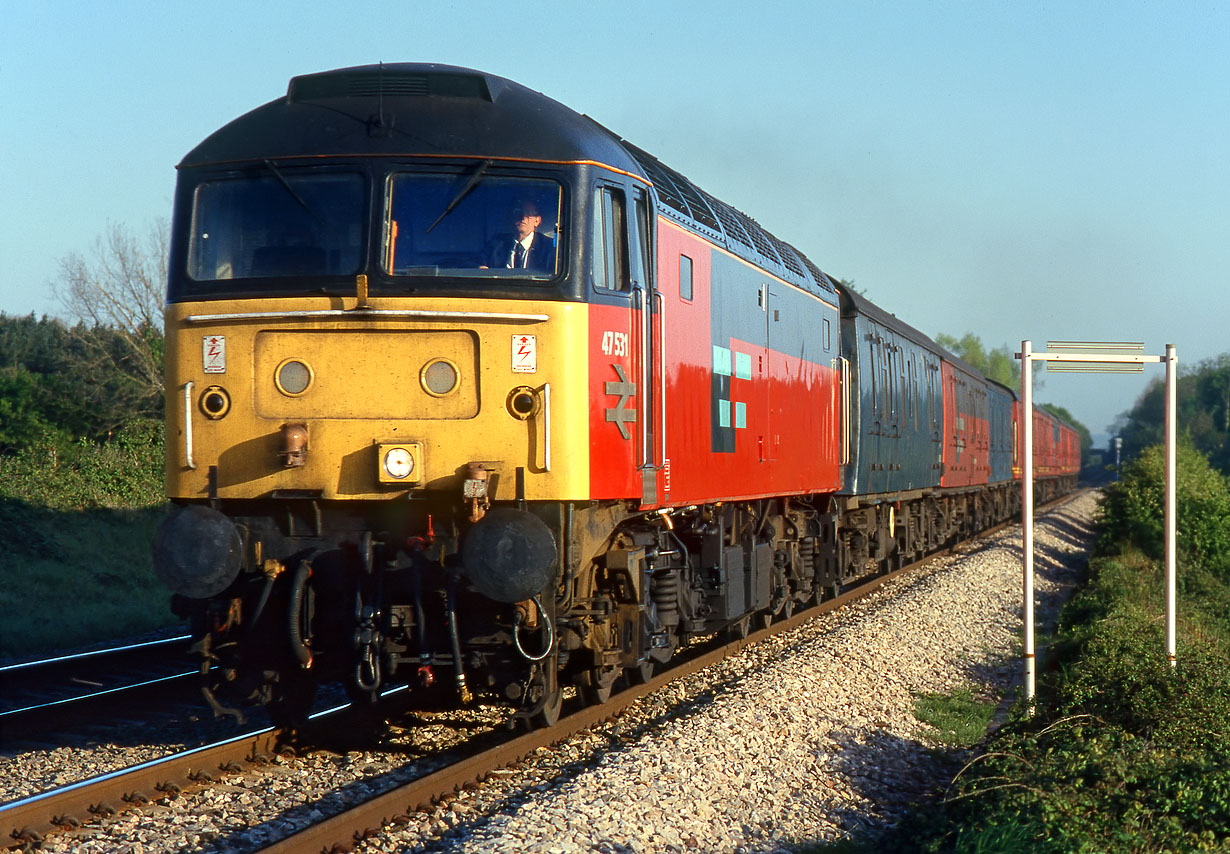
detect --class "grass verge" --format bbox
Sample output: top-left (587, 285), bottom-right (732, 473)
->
top-left (912, 687), bottom-right (997, 750)
top-left (0, 421), bottom-right (177, 659)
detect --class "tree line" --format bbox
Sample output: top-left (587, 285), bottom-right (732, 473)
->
top-left (1113, 353), bottom-right (1230, 476)
top-left (0, 221), bottom-right (165, 454)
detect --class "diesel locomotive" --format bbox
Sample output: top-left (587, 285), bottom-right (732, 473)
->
top-left (152, 63), bottom-right (1079, 726)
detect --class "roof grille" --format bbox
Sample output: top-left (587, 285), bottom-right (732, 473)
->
top-left (621, 145), bottom-right (719, 231)
top-left (705, 194), bottom-right (753, 249)
top-left (769, 236), bottom-right (806, 277)
top-left (739, 217), bottom-right (783, 267)
top-left (289, 71), bottom-right (491, 103)
top-left (800, 256), bottom-right (836, 292)
top-left (622, 145), bottom-right (691, 218)
top-left (623, 139), bottom-right (831, 292)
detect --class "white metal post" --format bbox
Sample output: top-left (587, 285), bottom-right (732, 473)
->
top-left (1020, 340), bottom-right (1035, 707)
top-left (1165, 343), bottom-right (1177, 667)
top-left (1016, 340), bottom-right (1177, 709)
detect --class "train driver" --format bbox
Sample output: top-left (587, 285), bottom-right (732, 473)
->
top-left (482, 200), bottom-right (555, 272)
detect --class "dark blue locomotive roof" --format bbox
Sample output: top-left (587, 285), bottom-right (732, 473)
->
top-left (179, 62), bottom-right (835, 298)
top-left (180, 63), bottom-right (643, 175)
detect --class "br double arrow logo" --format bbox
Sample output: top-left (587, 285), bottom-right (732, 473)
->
top-left (604, 364), bottom-right (637, 440)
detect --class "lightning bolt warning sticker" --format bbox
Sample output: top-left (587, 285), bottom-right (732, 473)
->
top-left (203, 336), bottom-right (226, 374)
top-left (512, 334), bottom-right (536, 374)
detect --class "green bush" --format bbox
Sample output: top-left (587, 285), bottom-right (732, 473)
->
top-left (0, 418), bottom-right (164, 510)
top-left (877, 556), bottom-right (1230, 854)
top-left (0, 312), bottom-right (163, 455)
top-left (1099, 441), bottom-right (1230, 578)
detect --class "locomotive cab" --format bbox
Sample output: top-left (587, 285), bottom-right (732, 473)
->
top-left (156, 65), bottom-right (673, 724)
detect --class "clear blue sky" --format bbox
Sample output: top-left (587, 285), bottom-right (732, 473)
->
top-left (3, 1), bottom-right (1227, 443)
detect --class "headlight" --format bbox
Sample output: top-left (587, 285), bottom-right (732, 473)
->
top-left (383, 447), bottom-right (414, 479)
top-left (377, 442), bottom-right (423, 484)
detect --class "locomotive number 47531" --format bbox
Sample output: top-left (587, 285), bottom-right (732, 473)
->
top-left (600, 330), bottom-right (629, 358)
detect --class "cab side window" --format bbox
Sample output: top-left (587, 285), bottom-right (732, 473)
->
top-left (592, 186), bottom-right (628, 292)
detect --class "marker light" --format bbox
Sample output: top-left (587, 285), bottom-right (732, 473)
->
top-left (421, 359), bottom-right (459, 396)
top-left (276, 359), bottom-right (313, 396)
top-left (199, 385), bottom-right (231, 419)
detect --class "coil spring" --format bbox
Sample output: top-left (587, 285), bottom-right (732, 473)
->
top-left (650, 571), bottom-right (680, 627)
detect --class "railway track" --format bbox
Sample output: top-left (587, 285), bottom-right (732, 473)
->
top-left (0, 636), bottom-right (197, 744)
top-left (1, 492), bottom-right (1083, 852)
top-left (0, 579), bottom-right (884, 851)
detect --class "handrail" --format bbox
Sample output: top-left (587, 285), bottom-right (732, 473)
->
top-left (542, 382), bottom-right (551, 473)
top-left (185, 308), bottom-right (549, 324)
top-left (840, 357), bottom-right (850, 465)
top-left (183, 382), bottom-right (197, 470)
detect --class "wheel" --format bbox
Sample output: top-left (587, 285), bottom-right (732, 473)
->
top-left (625, 659), bottom-right (654, 685)
top-left (268, 670), bottom-right (317, 730)
top-left (580, 667), bottom-right (618, 705)
top-left (532, 688), bottom-right (563, 728)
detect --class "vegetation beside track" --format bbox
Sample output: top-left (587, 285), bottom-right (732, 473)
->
top-left (827, 443), bottom-right (1230, 853)
top-left (0, 419), bottom-right (174, 659)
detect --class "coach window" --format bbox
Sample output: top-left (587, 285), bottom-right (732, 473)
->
top-left (592, 187), bottom-right (628, 292)
top-left (885, 342), bottom-right (895, 420)
top-left (869, 337), bottom-right (879, 416)
top-left (679, 255), bottom-right (693, 301)
top-left (899, 347), bottom-right (907, 424)
top-left (910, 357), bottom-right (919, 428)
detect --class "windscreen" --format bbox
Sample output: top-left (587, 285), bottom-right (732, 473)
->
top-left (384, 172), bottom-right (563, 280)
top-left (187, 171), bottom-right (364, 281)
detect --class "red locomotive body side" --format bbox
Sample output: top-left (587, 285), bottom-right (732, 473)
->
top-left (659, 222), bottom-right (841, 507)
top-left (586, 219), bottom-right (842, 508)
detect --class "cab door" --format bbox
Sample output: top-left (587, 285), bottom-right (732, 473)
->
top-left (629, 187), bottom-right (661, 506)
top-left (589, 181), bottom-right (660, 504)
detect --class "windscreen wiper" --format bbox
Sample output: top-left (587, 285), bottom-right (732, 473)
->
top-left (426, 159), bottom-right (492, 234)
top-left (264, 159), bottom-right (323, 224)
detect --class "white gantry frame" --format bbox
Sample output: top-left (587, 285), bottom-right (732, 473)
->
top-left (1017, 340), bottom-right (1177, 708)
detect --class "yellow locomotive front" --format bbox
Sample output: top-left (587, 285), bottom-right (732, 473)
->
top-left (165, 291), bottom-right (589, 505)
top-left (152, 64), bottom-right (653, 725)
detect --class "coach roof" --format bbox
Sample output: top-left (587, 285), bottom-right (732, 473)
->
top-left (178, 62), bottom-right (642, 174)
